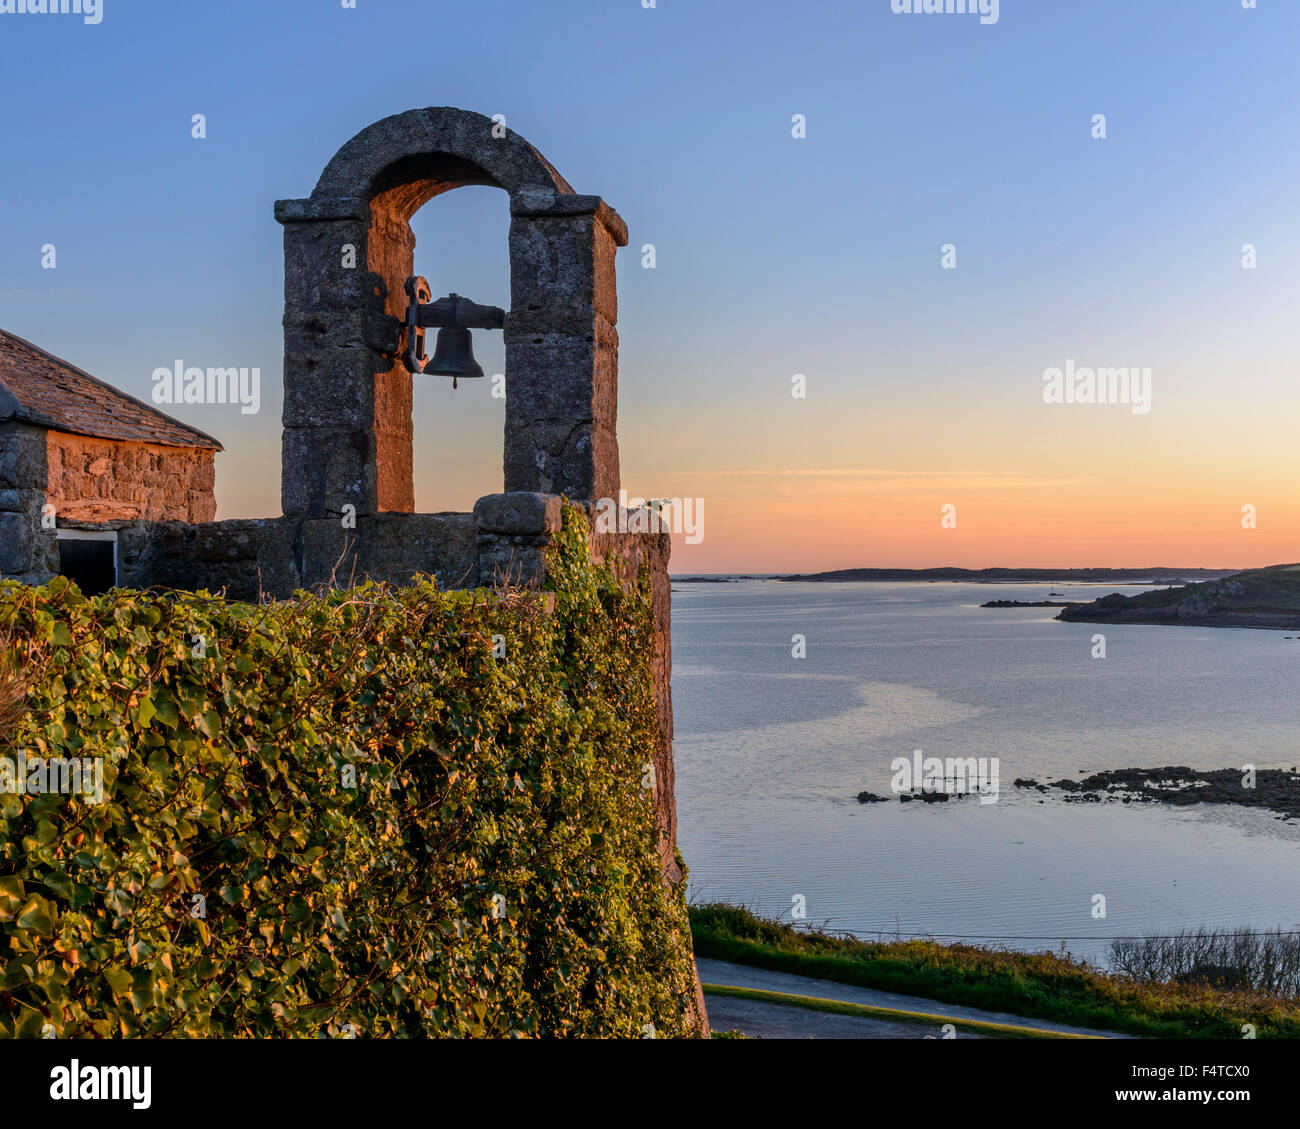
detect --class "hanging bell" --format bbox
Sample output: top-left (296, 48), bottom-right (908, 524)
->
top-left (424, 325), bottom-right (485, 389)
top-left (403, 280), bottom-right (505, 388)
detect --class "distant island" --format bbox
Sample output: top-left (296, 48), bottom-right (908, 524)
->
top-left (775, 567), bottom-right (1237, 583)
top-left (981, 599), bottom-right (1081, 608)
top-left (1058, 564), bottom-right (1300, 630)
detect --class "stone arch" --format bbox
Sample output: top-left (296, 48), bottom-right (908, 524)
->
top-left (274, 106), bottom-right (626, 532)
top-left (311, 107), bottom-right (574, 212)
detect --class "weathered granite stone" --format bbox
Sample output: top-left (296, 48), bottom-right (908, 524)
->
top-left (300, 512), bottom-right (475, 589)
top-left (505, 322), bottom-right (618, 416)
top-left (473, 492), bottom-right (563, 536)
top-left (469, 495), bottom-right (566, 587)
top-left (281, 426), bottom-right (370, 521)
top-left (117, 519), bottom-right (298, 601)
top-left (44, 434), bottom-right (216, 525)
top-left (507, 212), bottom-right (621, 337)
top-left (359, 512), bottom-right (476, 587)
top-left (501, 419), bottom-right (618, 503)
top-left (281, 220), bottom-right (374, 318)
top-left (28, 528), bottom-right (58, 581)
top-left (281, 348), bottom-right (374, 430)
top-left (308, 107), bottom-right (573, 205)
top-left (273, 196), bottom-right (370, 224)
top-left (476, 538), bottom-right (547, 588)
top-left (196, 520), bottom-right (264, 562)
top-left (0, 423), bottom-right (47, 490)
top-left (0, 511), bottom-right (31, 573)
top-left (299, 518), bottom-right (358, 588)
top-left (511, 190), bottom-right (628, 243)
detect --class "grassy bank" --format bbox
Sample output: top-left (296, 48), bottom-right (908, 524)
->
top-left (690, 903), bottom-right (1300, 1039)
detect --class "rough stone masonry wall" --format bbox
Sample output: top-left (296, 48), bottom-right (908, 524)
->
top-left (117, 518), bottom-right (298, 603)
top-left (45, 432), bottom-right (216, 526)
top-left (1, 424), bottom-right (217, 588)
top-left (504, 191), bottom-right (625, 504)
top-left (118, 493), bottom-right (581, 601)
top-left (117, 509), bottom-right (478, 603)
top-left (0, 422), bottom-right (57, 585)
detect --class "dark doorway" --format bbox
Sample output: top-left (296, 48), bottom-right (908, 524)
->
top-left (58, 537), bottom-right (116, 595)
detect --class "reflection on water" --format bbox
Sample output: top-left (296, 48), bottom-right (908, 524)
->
top-left (672, 581), bottom-right (1300, 963)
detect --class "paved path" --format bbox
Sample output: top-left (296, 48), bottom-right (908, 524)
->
top-left (705, 993), bottom-right (991, 1039)
top-left (697, 958), bottom-right (1132, 1039)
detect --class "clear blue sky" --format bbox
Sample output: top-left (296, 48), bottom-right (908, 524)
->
top-left (3, 0), bottom-right (1298, 569)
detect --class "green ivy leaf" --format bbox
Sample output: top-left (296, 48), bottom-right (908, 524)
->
top-left (17, 895), bottom-right (54, 936)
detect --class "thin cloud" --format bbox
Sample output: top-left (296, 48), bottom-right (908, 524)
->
top-left (647, 468), bottom-right (1099, 488)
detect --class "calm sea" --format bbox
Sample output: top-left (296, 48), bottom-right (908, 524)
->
top-left (671, 580), bottom-right (1300, 964)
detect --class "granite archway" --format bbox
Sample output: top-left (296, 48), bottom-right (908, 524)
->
top-left (274, 107), bottom-right (627, 527)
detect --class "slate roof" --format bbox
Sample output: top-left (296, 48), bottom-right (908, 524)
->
top-left (0, 329), bottom-right (223, 451)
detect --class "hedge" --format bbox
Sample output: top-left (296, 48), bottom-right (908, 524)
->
top-left (0, 506), bottom-right (701, 1038)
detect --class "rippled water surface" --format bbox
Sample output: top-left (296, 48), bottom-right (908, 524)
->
top-left (671, 581), bottom-right (1300, 962)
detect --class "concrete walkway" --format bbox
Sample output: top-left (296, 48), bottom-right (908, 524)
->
top-left (704, 992), bottom-right (989, 1039)
top-left (697, 957), bottom-right (1132, 1039)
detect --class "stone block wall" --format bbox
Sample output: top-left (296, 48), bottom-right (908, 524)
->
top-left (504, 193), bottom-right (626, 503)
top-left (0, 422), bottom-right (57, 585)
top-left (300, 511), bottom-right (476, 590)
top-left (117, 519), bottom-right (298, 603)
top-left (113, 492), bottom-right (585, 596)
top-left (473, 491), bottom-right (564, 587)
top-left (276, 195), bottom-right (398, 524)
top-left (46, 433), bottom-right (216, 526)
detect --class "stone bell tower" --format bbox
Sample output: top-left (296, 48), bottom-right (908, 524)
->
top-left (273, 106), bottom-right (626, 543)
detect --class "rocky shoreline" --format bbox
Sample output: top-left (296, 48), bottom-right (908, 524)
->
top-left (1058, 604), bottom-right (1300, 630)
top-left (1057, 565), bottom-right (1300, 630)
top-left (1014, 766), bottom-right (1300, 820)
top-left (856, 765), bottom-right (1300, 820)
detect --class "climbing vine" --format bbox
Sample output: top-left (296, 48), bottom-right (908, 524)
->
top-left (0, 505), bottom-right (701, 1038)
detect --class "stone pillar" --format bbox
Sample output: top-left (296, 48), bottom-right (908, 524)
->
top-left (472, 491), bottom-right (564, 587)
top-left (505, 192), bottom-right (626, 503)
top-left (274, 196), bottom-right (411, 527)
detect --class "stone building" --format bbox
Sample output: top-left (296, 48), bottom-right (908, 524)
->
top-left (0, 328), bottom-right (220, 591)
